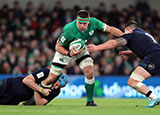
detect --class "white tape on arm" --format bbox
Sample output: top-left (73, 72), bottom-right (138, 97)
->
top-left (103, 23), bottom-right (107, 32)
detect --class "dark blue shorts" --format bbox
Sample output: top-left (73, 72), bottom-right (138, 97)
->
top-left (139, 51), bottom-right (160, 76)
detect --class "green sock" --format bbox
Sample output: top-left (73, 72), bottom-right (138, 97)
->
top-left (85, 82), bottom-right (95, 102)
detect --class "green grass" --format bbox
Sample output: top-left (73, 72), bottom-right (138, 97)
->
top-left (0, 98), bottom-right (160, 115)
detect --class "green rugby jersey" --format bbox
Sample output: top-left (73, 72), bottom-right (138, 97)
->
top-left (58, 17), bottom-right (106, 50)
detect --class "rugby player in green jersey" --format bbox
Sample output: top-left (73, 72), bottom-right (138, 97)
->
top-left (41, 10), bottom-right (123, 106)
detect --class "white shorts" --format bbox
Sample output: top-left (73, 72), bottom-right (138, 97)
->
top-left (52, 50), bottom-right (93, 69)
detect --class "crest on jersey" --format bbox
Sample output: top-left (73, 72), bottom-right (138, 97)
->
top-left (148, 63), bottom-right (155, 70)
top-left (89, 30), bottom-right (94, 36)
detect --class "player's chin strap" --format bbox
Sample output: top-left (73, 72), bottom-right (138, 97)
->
top-left (40, 81), bottom-right (52, 89)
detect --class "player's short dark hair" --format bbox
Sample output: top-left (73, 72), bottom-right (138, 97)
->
top-left (77, 10), bottom-right (90, 18)
top-left (125, 21), bottom-right (138, 29)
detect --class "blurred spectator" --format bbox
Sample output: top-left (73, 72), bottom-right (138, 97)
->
top-left (53, 1), bottom-right (65, 24)
top-left (0, 4), bottom-right (9, 19)
top-left (108, 4), bottom-right (120, 27)
top-left (0, 61), bottom-right (11, 74)
top-left (12, 1), bottom-right (24, 20)
top-left (25, 1), bottom-right (34, 13)
top-left (97, 2), bottom-right (108, 20)
top-left (64, 9), bottom-right (73, 24)
top-left (30, 16), bottom-right (40, 30)
top-left (136, 0), bottom-right (151, 19)
top-left (12, 65), bottom-right (22, 75)
top-left (73, 66), bottom-right (83, 75)
top-left (94, 64), bottom-right (101, 76)
top-left (113, 56), bottom-right (124, 75)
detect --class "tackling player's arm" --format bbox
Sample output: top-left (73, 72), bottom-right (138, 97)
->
top-left (22, 74), bottom-right (51, 96)
top-left (119, 50), bottom-right (137, 60)
top-left (34, 91), bottom-right (48, 106)
top-left (87, 38), bottom-right (127, 52)
top-left (105, 24), bottom-right (123, 37)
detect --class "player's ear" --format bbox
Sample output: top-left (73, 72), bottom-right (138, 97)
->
top-left (126, 27), bottom-right (130, 31)
top-left (125, 27), bottom-right (131, 33)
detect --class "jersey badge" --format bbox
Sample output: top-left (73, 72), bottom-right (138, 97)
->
top-left (89, 30), bottom-right (94, 36)
top-left (148, 63), bottom-right (155, 70)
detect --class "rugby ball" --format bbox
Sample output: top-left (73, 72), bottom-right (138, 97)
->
top-left (69, 39), bottom-right (86, 51)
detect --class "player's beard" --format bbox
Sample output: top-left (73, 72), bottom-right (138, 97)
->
top-left (79, 28), bottom-right (86, 32)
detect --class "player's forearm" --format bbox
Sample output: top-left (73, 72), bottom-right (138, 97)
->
top-left (22, 75), bottom-right (43, 92)
top-left (56, 41), bottom-right (69, 55)
top-left (34, 91), bottom-right (48, 106)
top-left (125, 50), bottom-right (137, 56)
top-left (56, 46), bottom-right (69, 55)
top-left (107, 26), bottom-right (123, 37)
top-left (96, 40), bottom-right (118, 51)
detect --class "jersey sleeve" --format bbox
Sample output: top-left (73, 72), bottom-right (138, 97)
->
top-left (92, 18), bottom-right (106, 31)
top-left (121, 33), bottom-right (133, 44)
top-left (39, 88), bottom-right (60, 103)
top-left (31, 68), bottom-right (50, 84)
top-left (58, 33), bottom-right (70, 47)
top-left (58, 23), bottom-right (74, 47)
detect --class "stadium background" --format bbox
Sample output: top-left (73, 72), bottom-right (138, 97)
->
top-left (0, 0), bottom-right (160, 98)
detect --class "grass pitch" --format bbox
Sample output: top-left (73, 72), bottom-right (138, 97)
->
top-left (0, 98), bottom-right (160, 115)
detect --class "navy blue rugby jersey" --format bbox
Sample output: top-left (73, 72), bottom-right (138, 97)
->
top-left (0, 68), bottom-right (60, 105)
top-left (122, 28), bottom-right (160, 59)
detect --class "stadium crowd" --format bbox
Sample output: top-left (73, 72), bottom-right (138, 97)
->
top-left (0, 0), bottom-right (160, 76)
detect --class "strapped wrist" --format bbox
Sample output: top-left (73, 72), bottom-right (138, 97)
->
top-left (39, 88), bottom-right (44, 93)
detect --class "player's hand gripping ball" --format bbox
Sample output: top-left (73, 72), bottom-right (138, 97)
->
top-left (69, 39), bottom-right (86, 51)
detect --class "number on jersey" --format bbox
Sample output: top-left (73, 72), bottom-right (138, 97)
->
top-left (145, 33), bottom-right (157, 43)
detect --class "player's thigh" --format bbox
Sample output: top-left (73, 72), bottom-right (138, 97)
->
top-left (51, 52), bottom-right (72, 75)
top-left (74, 50), bottom-right (93, 69)
top-left (52, 51), bottom-right (71, 65)
top-left (74, 50), bottom-right (94, 78)
top-left (82, 65), bottom-right (94, 78)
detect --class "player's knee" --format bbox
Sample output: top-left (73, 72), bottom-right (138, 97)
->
top-left (128, 72), bottom-right (145, 91)
top-left (79, 57), bottom-right (93, 69)
top-left (50, 65), bottom-right (63, 76)
top-left (128, 72), bottom-right (145, 87)
top-left (127, 78), bottom-right (135, 88)
top-left (86, 69), bottom-right (94, 78)
top-left (130, 72), bottom-right (145, 82)
top-left (82, 66), bottom-right (94, 79)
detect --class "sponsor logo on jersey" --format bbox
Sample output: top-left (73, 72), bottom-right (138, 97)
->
top-left (37, 72), bottom-right (44, 79)
top-left (60, 36), bottom-right (66, 43)
top-left (59, 57), bottom-right (69, 63)
top-left (89, 30), bottom-right (94, 36)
